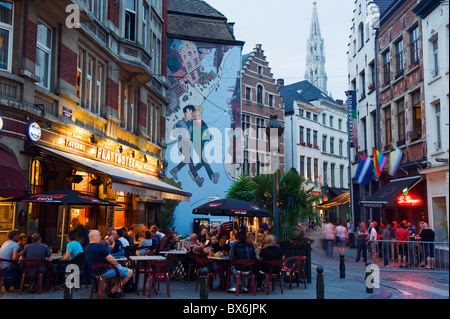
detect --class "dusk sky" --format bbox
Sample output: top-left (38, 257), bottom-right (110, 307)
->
top-left (205, 0), bottom-right (356, 101)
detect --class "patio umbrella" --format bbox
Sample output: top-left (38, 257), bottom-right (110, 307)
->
top-left (192, 198), bottom-right (269, 218)
top-left (19, 188), bottom-right (117, 250)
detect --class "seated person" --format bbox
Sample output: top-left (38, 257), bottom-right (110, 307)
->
top-left (102, 229), bottom-right (124, 257)
top-left (19, 233), bottom-right (52, 292)
top-left (137, 230), bottom-right (153, 256)
top-left (150, 229), bottom-right (160, 253)
top-left (181, 234), bottom-right (205, 280)
top-left (62, 230), bottom-right (83, 262)
top-left (197, 228), bottom-right (208, 245)
top-left (85, 230), bottom-right (133, 298)
top-left (0, 230), bottom-right (21, 290)
top-left (159, 230), bottom-right (176, 252)
top-left (228, 231), bottom-right (257, 293)
top-left (209, 233), bottom-right (230, 257)
top-left (17, 233), bottom-right (28, 254)
top-left (256, 235), bottom-right (285, 290)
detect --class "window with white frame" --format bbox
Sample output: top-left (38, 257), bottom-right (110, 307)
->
top-left (0, 0), bottom-right (13, 72)
top-left (142, 3), bottom-right (149, 49)
top-left (435, 102), bottom-right (441, 150)
top-left (95, 63), bottom-right (103, 115)
top-left (148, 100), bottom-right (154, 141)
top-left (125, 0), bottom-right (136, 42)
top-left (86, 56), bottom-right (93, 110)
top-left (432, 38), bottom-right (439, 78)
top-left (36, 21), bottom-right (52, 89)
top-left (76, 50), bottom-right (83, 102)
top-left (410, 26), bottom-right (420, 65)
top-left (89, 0), bottom-right (103, 20)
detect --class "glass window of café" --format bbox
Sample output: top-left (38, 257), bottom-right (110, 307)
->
top-left (114, 191), bottom-right (132, 229)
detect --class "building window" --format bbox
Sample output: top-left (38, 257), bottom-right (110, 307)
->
top-left (385, 106), bottom-right (391, 146)
top-left (322, 113), bottom-right (326, 125)
top-left (329, 116), bottom-right (334, 128)
top-left (36, 21), bottom-right (52, 89)
top-left (76, 50), bottom-right (83, 102)
top-left (314, 158), bottom-right (319, 181)
top-left (313, 114), bottom-right (318, 122)
top-left (256, 118), bottom-right (265, 141)
top-left (300, 156), bottom-right (305, 178)
top-left (338, 119), bottom-right (342, 130)
top-left (360, 70), bottom-right (366, 97)
top-left (299, 126), bottom-right (304, 143)
top-left (410, 26), bottom-right (420, 65)
top-left (330, 137), bottom-right (334, 154)
top-left (313, 130), bottom-right (318, 147)
top-left (307, 157), bottom-right (312, 180)
top-left (95, 63), bottom-right (103, 115)
top-left (383, 51), bottom-right (390, 84)
top-left (323, 162), bottom-right (328, 185)
top-left (396, 39), bottom-right (404, 75)
top-left (397, 99), bottom-right (405, 143)
top-left (245, 87), bottom-right (251, 101)
top-left (340, 165), bottom-right (345, 188)
top-left (243, 151), bottom-right (250, 176)
top-left (142, 3), bottom-right (149, 49)
top-left (86, 57), bottom-right (93, 111)
top-left (127, 88), bottom-right (136, 132)
top-left (120, 83), bottom-right (128, 128)
top-left (412, 91), bottom-right (422, 134)
top-left (432, 38), bottom-right (439, 77)
top-left (435, 102), bottom-right (441, 150)
top-left (77, 53), bottom-right (104, 113)
top-left (306, 128), bottom-right (311, 145)
top-left (358, 22), bottom-right (364, 49)
top-left (153, 104), bottom-right (160, 144)
top-left (268, 94), bottom-right (274, 107)
top-left (0, 1), bottom-right (13, 71)
top-left (306, 112), bottom-right (311, 120)
top-left (322, 135), bottom-right (327, 152)
top-left (148, 101), bottom-right (153, 141)
top-left (257, 85), bottom-right (263, 105)
top-left (125, 0), bottom-right (136, 42)
top-left (339, 140), bottom-right (343, 156)
top-left (89, 0), bottom-right (103, 20)
top-left (330, 163), bottom-right (336, 187)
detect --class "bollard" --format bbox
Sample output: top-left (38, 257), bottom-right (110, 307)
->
top-left (316, 266), bottom-right (324, 299)
top-left (339, 254), bottom-right (345, 279)
top-left (199, 267), bottom-right (209, 299)
top-left (63, 274), bottom-right (73, 299)
top-left (365, 261), bottom-right (373, 294)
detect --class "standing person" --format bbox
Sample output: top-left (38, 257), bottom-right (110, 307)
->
top-left (382, 224), bottom-right (391, 267)
top-left (85, 230), bottom-right (133, 298)
top-left (323, 221), bottom-right (336, 257)
top-left (389, 221), bottom-right (398, 262)
top-left (346, 219), bottom-right (355, 248)
top-left (355, 222), bottom-right (369, 262)
top-left (368, 222), bottom-right (378, 263)
top-left (335, 222), bottom-right (348, 256)
top-left (0, 230), bottom-right (20, 290)
top-left (71, 218), bottom-right (90, 249)
top-left (228, 231), bottom-right (257, 293)
top-left (395, 223), bottom-right (410, 268)
top-left (406, 223), bottom-right (417, 266)
top-left (416, 223), bottom-right (435, 269)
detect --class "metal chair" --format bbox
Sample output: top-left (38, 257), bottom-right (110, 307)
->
top-left (142, 260), bottom-right (171, 298)
top-left (90, 264), bottom-right (123, 299)
top-left (19, 259), bottom-right (51, 295)
top-left (226, 259), bottom-right (257, 296)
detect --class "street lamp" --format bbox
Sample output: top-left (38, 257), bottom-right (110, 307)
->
top-left (266, 115), bottom-right (284, 240)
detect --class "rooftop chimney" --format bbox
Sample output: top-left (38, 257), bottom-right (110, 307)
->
top-left (277, 78), bottom-right (285, 87)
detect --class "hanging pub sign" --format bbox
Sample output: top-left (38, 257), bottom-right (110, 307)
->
top-left (27, 122), bottom-right (42, 142)
top-left (397, 195), bottom-right (422, 206)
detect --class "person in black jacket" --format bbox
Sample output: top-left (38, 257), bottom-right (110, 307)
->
top-left (256, 235), bottom-right (285, 290)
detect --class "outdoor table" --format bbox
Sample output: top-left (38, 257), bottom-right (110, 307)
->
top-left (50, 255), bottom-right (64, 290)
top-left (114, 256), bottom-right (128, 265)
top-left (160, 249), bottom-right (187, 280)
top-left (129, 255), bottom-right (166, 295)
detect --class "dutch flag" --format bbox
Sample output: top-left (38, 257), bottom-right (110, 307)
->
top-left (353, 153), bottom-right (374, 186)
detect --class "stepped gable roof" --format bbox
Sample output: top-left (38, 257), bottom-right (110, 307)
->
top-left (374, 0), bottom-right (397, 16)
top-left (279, 80), bottom-right (337, 115)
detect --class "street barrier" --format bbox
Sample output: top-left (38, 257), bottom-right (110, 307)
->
top-left (367, 240), bottom-right (449, 273)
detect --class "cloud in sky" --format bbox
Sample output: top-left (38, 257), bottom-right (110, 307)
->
top-left (204, 0), bottom-right (355, 100)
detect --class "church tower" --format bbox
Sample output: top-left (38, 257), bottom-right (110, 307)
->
top-left (305, 1), bottom-right (328, 94)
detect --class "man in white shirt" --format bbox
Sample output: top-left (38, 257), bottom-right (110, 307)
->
top-left (0, 230), bottom-right (20, 290)
top-left (369, 222), bottom-right (378, 263)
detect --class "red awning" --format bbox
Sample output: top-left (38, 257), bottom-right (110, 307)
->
top-left (0, 149), bottom-right (26, 199)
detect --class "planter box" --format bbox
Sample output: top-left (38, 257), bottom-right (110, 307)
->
top-left (279, 242), bottom-right (312, 284)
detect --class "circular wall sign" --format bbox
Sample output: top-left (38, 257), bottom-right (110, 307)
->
top-left (0, 115), bottom-right (4, 132)
top-left (27, 122), bottom-right (42, 142)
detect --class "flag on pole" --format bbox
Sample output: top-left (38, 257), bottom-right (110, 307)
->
top-left (353, 152), bottom-right (374, 186)
top-left (389, 144), bottom-right (404, 176)
top-left (305, 178), bottom-right (310, 186)
top-left (373, 148), bottom-right (387, 181)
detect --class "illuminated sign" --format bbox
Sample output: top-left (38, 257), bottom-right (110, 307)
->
top-left (27, 122), bottom-right (42, 142)
top-left (397, 195), bottom-right (422, 206)
top-left (96, 147), bottom-right (143, 171)
top-left (0, 115), bottom-right (3, 132)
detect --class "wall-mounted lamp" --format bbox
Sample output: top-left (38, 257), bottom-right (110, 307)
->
top-left (119, 145), bottom-right (123, 153)
top-left (131, 151), bottom-right (135, 158)
top-left (89, 134), bottom-right (96, 144)
top-left (143, 155), bottom-right (148, 163)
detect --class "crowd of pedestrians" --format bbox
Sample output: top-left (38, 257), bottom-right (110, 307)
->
top-left (320, 219), bottom-right (438, 269)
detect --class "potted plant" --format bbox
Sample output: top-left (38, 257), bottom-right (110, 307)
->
top-left (408, 129), bottom-right (421, 141)
top-left (368, 83), bottom-right (375, 90)
top-left (300, 141), bottom-right (306, 146)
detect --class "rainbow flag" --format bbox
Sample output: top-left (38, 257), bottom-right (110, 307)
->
top-left (373, 148), bottom-right (387, 181)
top-left (315, 176), bottom-right (321, 188)
top-left (305, 178), bottom-right (310, 186)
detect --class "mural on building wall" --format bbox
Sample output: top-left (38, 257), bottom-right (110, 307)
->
top-left (165, 38), bottom-right (242, 235)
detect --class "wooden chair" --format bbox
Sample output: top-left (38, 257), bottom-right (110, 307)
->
top-left (90, 264), bottom-right (123, 299)
top-left (19, 259), bottom-right (51, 295)
top-left (142, 260), bottom-right (171, 298)
top-left (258, 259), bottom-right (284, 295)
top-left (281, 256), bottom-right (307, 289)
top-left (226, 259), bottom-right (257, 296)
